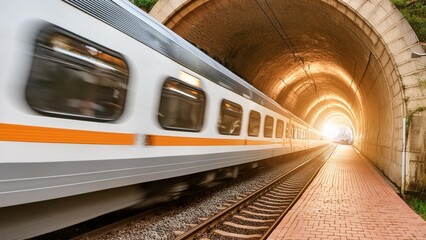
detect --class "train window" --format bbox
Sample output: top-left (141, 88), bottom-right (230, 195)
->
top-left (25, 24), bottom-right (129, 121)
top-left (218, 100), bottom-right (242, 135)
top-left (264, 115), bottom-right (274, 138)
top-left (248, 110), bottom-right (261, 137)
top-left (276, 119), bottom-right (284, 138)
top-left (158, 78), bottom-right (205, 132)
top-left (285, 122), bottom-right (290, 138)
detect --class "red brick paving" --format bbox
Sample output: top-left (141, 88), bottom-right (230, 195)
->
top-left (268, 145), bottom-right (426, 240)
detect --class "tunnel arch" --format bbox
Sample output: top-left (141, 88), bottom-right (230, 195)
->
top-left (307, 101), bottom-right (356, 129)
top-left (323, 113), bottom-right (355, 132)
top-left (150, 0), bottom-right (426, 192)
top-left (313, 106), bottom-right (356, 131)
top-left (304, 97), bottom-right (356, 125)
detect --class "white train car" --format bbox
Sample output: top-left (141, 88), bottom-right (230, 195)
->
top-left (0, 0), bottom-right (327, 238)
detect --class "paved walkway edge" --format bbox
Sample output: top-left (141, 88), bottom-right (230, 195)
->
top-left (268, 145), bottom-right (426, 240)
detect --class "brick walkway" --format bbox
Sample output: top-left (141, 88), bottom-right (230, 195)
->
top-left (268, 145), bottom-right (426, 240)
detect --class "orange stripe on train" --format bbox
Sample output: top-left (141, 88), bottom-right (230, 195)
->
top-left (0, 123), bottom-right (135, 145)
top-left (0, 123), bottom-right (283, 146)
top-left (146, 135), bottom-right (275, 146)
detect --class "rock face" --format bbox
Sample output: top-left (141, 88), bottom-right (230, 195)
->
top-left (150, 0), bottom-right (426, 192)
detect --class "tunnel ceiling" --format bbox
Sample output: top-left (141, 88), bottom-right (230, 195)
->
top-left (160, 0), bottom-right (377, 132)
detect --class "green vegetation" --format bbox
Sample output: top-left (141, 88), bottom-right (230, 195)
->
top-left (391, 0), bottom-right (426, 43)
top-left (408, 196), bottom-right (426, 220)
top-left (130, 0), bottom-right (158, 12)
top-left (406, 106), bottom-right (424, 130)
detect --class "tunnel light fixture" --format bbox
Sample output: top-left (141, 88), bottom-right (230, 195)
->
top-left (411, 52), bottom-right (426, 58)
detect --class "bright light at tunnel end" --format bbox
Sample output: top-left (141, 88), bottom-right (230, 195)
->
top-left (321, 122), bottom-right (354, 144)
top-left (322, 123), bottom-right (339, 140)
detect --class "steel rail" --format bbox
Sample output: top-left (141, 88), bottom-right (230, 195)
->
top-left (176, 144), bottom-right (337, 239)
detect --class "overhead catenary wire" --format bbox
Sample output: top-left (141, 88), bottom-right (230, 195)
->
top-left (254, 0), bottom-right (319, 96)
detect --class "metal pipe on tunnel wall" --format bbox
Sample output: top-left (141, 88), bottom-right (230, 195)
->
top-left (402, 117), bottom-right (406, 194)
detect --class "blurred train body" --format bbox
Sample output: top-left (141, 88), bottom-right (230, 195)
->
top-left (0, 0), bottom-right (328, 238)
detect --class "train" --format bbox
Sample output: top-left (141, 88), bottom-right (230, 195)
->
top-left (0, 0), bottom-right (328, 238)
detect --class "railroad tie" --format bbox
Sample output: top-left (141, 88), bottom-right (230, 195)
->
top-left (253, 202), bottom-right (283, 209)
top-left (233, 214), bottom-right (275, 223)
top-left (241, 209), bottom-right (280, 217)
top-left (213, 229), bottom-right (262, 239)
top-left (223, 221), bottom-right (269, 230)
top-left (260, 196), bottom-right (287, 203)
top-left (256, 199), bottom-right (286, 206)
top-left (248, 205), bottom-right (282, 213)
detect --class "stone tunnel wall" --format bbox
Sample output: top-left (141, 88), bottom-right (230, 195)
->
top-left (408, 111), bottom-right (426, 192)
top-left (305, 0), bottom-right (426, 193)
top-left (150, 0), bottom-right (426, 192)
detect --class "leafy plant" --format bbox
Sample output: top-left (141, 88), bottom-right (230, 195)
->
top-left (391, 0), bottom-right (426, 42)
top-left (131, 0), bottom-right (158, 12)
top-left (419, 78), bottom-right (426, 89)
top-left (408, 196), bottom-right (426, 220)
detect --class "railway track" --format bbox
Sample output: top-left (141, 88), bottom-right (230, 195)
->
top-left (69, 145), bottom-right (336, 240)
top-left (175, 144), bottom-right (337, 239)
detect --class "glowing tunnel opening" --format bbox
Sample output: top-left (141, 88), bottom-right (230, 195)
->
top-left (333, 125), bottom-right (353, 145)
top-left (322, 123), bottom-right (340, 140)
top-left (321, 114), bottom-right (354, 145)
top-left (322, 123), bottom-right (353, 144)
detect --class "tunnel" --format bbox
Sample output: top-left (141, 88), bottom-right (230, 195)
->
top-left (149, 0), bottom-right (426, 192)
